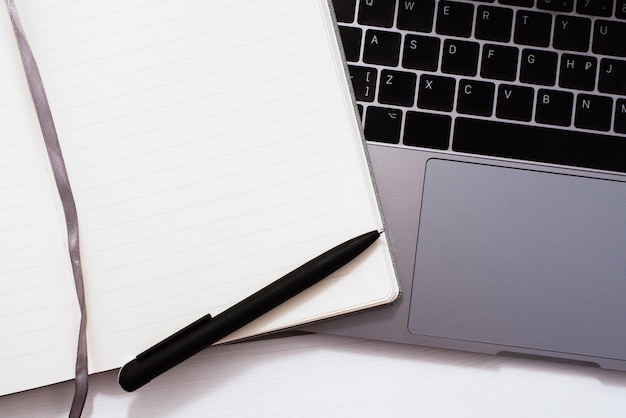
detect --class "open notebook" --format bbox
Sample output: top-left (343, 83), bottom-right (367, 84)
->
top-left (0, 0), bottom-right (398, 395)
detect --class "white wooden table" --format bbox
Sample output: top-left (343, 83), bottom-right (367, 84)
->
top-left (1, 332), bottom-right (625, 417)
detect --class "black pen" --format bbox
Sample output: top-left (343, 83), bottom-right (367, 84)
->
top-left (118, 230), bottom-right (381, 391)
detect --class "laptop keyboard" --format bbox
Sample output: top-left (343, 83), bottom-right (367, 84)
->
top-left (333, 0), bottom-right (626, 173)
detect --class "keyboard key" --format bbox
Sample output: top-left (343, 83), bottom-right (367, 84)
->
top-left (598, 59), bottom-right (626, 95)
top-left (333, 0), bottom-right (357, 23)
top-left (481, 44), bottom-right (519, 81)
top-left (553, 15), bottom-right (591, 52)
top-left (514, 10), bottom-right (552, 47)
top-left (576, 0), bottom-right (613, 17)
top-left (496, 84), bottom-right (534, 121)
top-left (417, 75), bottom-right (456, 112)
top-left (535, 89), bottom-right (574, 126)
top-left (436, 1), bottom-right (475, 38)
top-left (441, 39), bottom-right (480, 76)
top-left (357, 0), bottom-right (397, 28)
top-left (559, 54), bottom-right (597, 91)
top-left (499, 0), bottom-right (534, 6)
top-left (338, 26), bottom-right (362, 62)
top-left (363, 30), bottom-right (401, 66)
top-left (457, 79), bottom-right (496, 116)
top-left (397, 0), bottom-right (435, 33)
top-left (574, 94), bottom-right (613, 132)
top-left (615, 99), bottom-right (626, 133)
top-left (618, 0), bottom-right (626, 19)
top-left (364, 106), bottom-right (402, 143)
top-left (403, 112), bottom-right (451, 150)
top-left (378, 70), bottom-right (417, 106)
top-left (475, 6), bottom-right (513, 42)
top-left (402, 35), bottom-right (440, 71)
top-left (520, 49), bottom-right (558, 86)
top-left (348, 65), bottom-right (377, 102)
top-left (452, 117), bottom-right (626, 173)
top-left (592, 21), bottom-right (626, 58)
top-left (537, 0), bottom-right (573, 11)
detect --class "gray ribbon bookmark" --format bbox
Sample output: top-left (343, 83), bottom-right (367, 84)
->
top-left (5, 1), bottom-right (88, 416)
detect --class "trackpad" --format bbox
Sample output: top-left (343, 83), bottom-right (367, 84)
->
top-left (409, 160), bottom-right (626, 360)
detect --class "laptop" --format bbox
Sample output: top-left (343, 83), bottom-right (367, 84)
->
top-left (308, 0), bottom-right (626, 371)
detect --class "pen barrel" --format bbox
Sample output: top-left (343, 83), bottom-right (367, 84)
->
top-left (222, 230), bottom-right (381, 330)
top-left (118, 230), bottom-right (380, 392)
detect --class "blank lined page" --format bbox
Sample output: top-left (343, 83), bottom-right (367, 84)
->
top-left (0, 8), bottom-right (78, 395)
top-left (19, 0), bottom-right (397, 373)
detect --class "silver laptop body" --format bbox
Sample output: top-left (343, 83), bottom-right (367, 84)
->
top-left (309, 0), bottom-right (626, 371)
